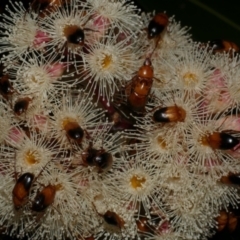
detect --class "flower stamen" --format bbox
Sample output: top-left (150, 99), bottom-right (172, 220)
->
top-left (25, 150), bottom-right (39, 165)
top-left (101, 54), bottom-right (112, 69)
top-left (130, 175), bottom-right (146, 189)
top-left (183, 72), bottom-right (198, 85)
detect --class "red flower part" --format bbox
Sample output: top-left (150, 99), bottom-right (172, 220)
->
top-left (157, 220), bottom-right (171, 234)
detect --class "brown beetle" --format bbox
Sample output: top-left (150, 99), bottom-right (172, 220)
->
top-left (82, 142), bottom-right (113, 172)
top-left (32, 184), bottom-right (62, 212)
top-left (13, 97), bottom-right (32, 116)
top-left (147, 13), bottom-right (169, 40)
top-left (209, 39), bottom-right (239, 55)
top-left (127, 58), bottom-right (154, 112)
top-left (153, 105), bottom-right (186, 123)
top-left (62, 119), bottom-right (85, 144)
top-left (12, 172), bottom-right (35, 210)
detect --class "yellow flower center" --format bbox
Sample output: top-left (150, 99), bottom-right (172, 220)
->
top-left (31, 75), bottom-right (38, 83)
top-left (130, 175), bottom-right (146, 189)
top-left (101, 54), bottom-right (112, 69)
top-left (199, 135), bottom-right (209, 146)
top-left (25, 151), bottom-right (39, 165)
top-left (56, 183), bottom-right (63, 191)
top-left (183, 72), bottom-right (198, 85)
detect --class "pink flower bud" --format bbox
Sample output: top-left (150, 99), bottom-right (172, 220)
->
top-left (157, 220), bottom-right (171, 234)
top-left (87, 14), bottom-right (110, 43)
top-left (216, 115), bottom-right (240, 132)
top-left (32, 114), bottom-right (48, 132)
top-left (46, 63), bottom-right (66, 78)
top-left (203, 69), bottom-right (231, 112)
top-left (116, 32), bottom-right (132, 46)
top-left (209, 69), bottom-right (226, 88)
top-left (7, 127), bottom-right (25, 145)
top-left (33, 30), bottom-right (51, 48)
top-left (92, 14), bottom-right (110, 34)
top-left (78, 179), bottom-right (89, 188)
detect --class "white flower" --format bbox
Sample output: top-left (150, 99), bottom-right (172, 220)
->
top-left (7, 52), bottom-right (69, 99)
top-left (159, 43), bottom-right (214, 95)
top-left (125, 125), bottom-right (183, 166)
top-left (186, 122), bottom-right (240, 178)
top-left (38, 0), bottom-right (95, 68)
top-left (0, 2), bottom-right (46, 64)
top-left (105, 152), bottom-right (166, 218)
top-left (77, 33), bottom-right (141, 103)
top-left (164, 178), bottom-right (217, 240)
top-left (49, 90), bottom-right (105, 149)
top-left (71, 126), bottom-right (124, 207)
top-left (28, 164), bottom-right (98, 240)
top-left (197, 175), bottom-right (240, 211)
top-left (88, 0), bottom-right (142, 37)
top-left (12, 131), bottom-right (58, 175)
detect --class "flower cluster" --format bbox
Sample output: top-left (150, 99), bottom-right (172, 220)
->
top-left (0, 0), bottom-right (240, 240)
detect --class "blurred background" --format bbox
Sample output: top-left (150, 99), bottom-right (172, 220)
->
top-left (0, 0), bottom-right (240, 239)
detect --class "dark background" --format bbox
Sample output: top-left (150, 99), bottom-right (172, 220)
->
top-left (0, 0), bottom-right (240, 239)
top-left (136, 0), bottom-right (240, 46)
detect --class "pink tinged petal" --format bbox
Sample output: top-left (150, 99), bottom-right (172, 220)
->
top-left (204, 158), bottom-right (221, 168)
top-left (92, 14), bottom-right (110, 33)
top-left (126, 201), bottom-right (136, 211)
top-left (32, 114), bottom-right (48, 131)
top-left (116, 32), bottom-right (132, 46)
top-left (198, 99), bottom-right (208, 115)
top-left (117, 32), bottom-right (127, 42)
top-left (78, 179), bottom-right (89, 191)
top-left (7, 127), bottom-right (25, 144)
top-left (88, 14), bottom-right (110, 42)
top-left (205, 69), bottom-right (228, 100)
top-left (157, 220), bottom-right (171, 234)
top-left (216, 116), bottom-right (240, 131)
top-left (175, 155), bottom-right (188, 165)
top-left (209, 69), bottom-right (226, 88)
top-left (33, 30), bottom-right (51, 48)
top-left (46, 63), bottom-right (66, 78)
top-left (203, 69), bottom-right (231, 112)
